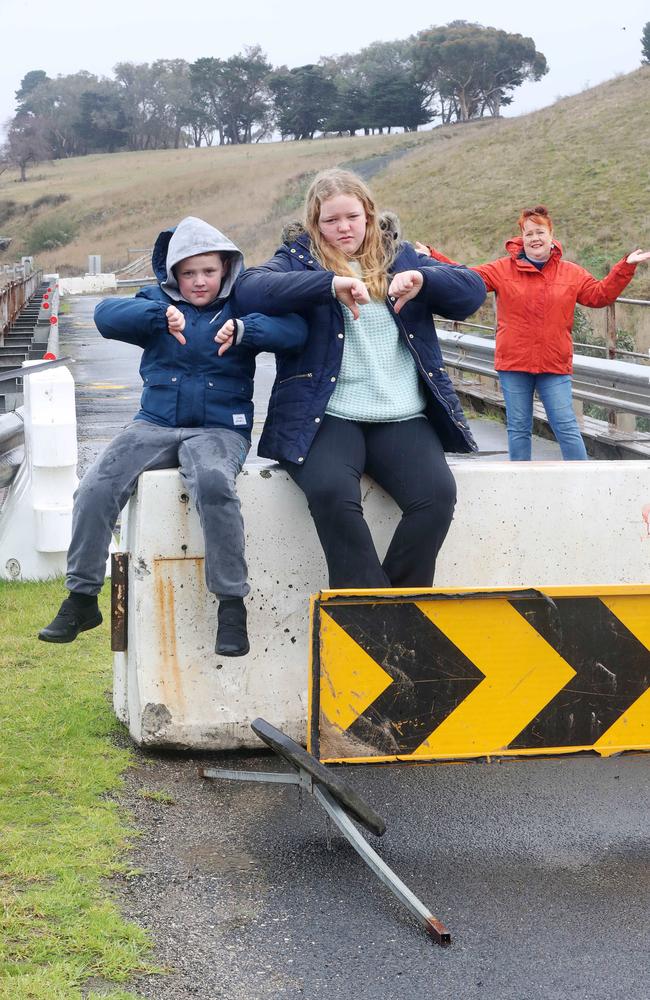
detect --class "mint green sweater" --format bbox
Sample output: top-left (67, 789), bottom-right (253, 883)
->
top-left (326, 295), bottom-right (426, 422)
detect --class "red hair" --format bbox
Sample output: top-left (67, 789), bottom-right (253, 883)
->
top-left (518, 205), bottom-right (553, 233)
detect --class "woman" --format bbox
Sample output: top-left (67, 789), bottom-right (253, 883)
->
top-left (231, 168), bottom-right (486, 589)
top-left (416, 206), bottom-right (650, 461)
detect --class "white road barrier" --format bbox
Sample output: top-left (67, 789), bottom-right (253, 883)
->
top-left (114, 459), bottom-right (650, 749)
top-left (59, 274), bottom-right (118, 295)
top-left (0, 363), bottom-right (77, 580)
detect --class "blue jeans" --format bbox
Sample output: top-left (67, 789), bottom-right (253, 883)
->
top-left (498, 371), bottom-right (588, 462)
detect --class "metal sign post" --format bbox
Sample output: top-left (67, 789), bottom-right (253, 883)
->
top-left (200, 717), bottom-right (451, 946)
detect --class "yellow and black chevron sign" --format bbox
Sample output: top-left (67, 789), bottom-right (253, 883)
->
top-left (308, 587), bottom-right (650, 764)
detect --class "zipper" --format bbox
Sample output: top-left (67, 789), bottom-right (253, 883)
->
top-left (278, 372), bottom-right (313, 386)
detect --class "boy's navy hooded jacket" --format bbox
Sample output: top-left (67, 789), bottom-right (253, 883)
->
top-left (93, 217), bottom-right (307, 438)
top-left (234, 220), bottom-right (486, 464)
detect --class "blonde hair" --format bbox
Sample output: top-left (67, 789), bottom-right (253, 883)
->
top-left (304, 169), bottom-right (396, 299)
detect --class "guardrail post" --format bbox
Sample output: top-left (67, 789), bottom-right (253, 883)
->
top-left (606, 300), bottom-right (618, 430)
top-left (606, 301), bottom-right (617, 360)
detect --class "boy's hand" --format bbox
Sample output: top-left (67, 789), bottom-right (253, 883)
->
top-left (414, 241), bottom-right (430, 255)
top-left (388, 270), bottom-right (424, 314)
top-left (215, 319), bottom-right (235, 355)
top-left (166, 305), bottom-right (186, 345)
top-left (332, 275), bottom-right (370, 320)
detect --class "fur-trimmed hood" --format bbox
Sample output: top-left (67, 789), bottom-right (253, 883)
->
top-left (280, 210), bottom-right (402, 251)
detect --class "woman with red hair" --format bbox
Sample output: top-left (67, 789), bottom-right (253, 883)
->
top-left (416, 208), bottom-right (649, 460)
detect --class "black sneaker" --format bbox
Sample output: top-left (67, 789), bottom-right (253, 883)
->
top-left (215, 598), bottom-right (249, 657)
top-left (38, 595), bottom-right (103, 643)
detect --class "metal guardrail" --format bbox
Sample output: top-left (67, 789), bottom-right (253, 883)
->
top-left (0, 408), bottom-right (24, 490)
top-left (2, 331), bottom-right (650, 484)
top-left (115, 252), bottom-right (152, 276)
top-left (444, 295), bottom-right (650, 365)
top-left (0, 269), bottom-right (43, 336)
top-left (438, 329), bottom-right (650, 452)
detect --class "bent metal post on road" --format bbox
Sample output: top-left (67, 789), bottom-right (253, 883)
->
top-left (200, 717), bottom-right (452, 947)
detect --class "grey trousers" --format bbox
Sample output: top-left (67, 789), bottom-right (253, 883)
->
top-left (66, 421), bottom-right (250, 599)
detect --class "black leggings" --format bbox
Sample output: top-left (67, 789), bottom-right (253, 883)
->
top-left (283, 415), bottom-right (456, 588)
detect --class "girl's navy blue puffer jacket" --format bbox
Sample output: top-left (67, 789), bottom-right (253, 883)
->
top-left (235, 233), bottom-right (486, 464)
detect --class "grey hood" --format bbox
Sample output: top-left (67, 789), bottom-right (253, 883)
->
top-left (154, 216), bottom-right (244, 303)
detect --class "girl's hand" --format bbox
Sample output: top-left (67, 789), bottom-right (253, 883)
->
top-left (215, 318), bottom-right (235, 355)
top-left (166, 305), bottom-right (186, 344)
top-left (388, 270), bottom-right (424, 313)
top-left (333, 275), bottom-right (370, 320)
top-left (626, 249), bottom-right (650, 265)
top-left (414, 241), bottom-right (430, 255)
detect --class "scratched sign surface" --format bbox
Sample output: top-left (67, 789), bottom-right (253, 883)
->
top-left (308, 587), bottom-right (650, 764)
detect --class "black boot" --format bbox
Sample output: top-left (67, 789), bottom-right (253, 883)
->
top-left (216, 598), bottom-right (249, 657)
top-left (38, 593), bottom-right (103, 643)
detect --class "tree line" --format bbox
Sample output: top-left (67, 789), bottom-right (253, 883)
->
top-left (3, 21), bottom-right (553, 177)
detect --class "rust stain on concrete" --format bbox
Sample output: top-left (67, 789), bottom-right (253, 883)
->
top-left (153, 562), bottom-right (189, 714)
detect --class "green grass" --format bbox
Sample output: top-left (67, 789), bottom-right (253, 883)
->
top-left (0, 579), bottom-right (154, 1000)
top-left (135, 789), bottom-right (175, 805)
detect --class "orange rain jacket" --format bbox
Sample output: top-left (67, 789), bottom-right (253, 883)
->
top-left (426, 238), bottom-right (637, 373)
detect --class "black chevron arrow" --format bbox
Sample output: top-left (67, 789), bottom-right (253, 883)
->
top-left (324, 602), bottom-right (484, 756)
top-left (509, 597), bottom-right (650, 748)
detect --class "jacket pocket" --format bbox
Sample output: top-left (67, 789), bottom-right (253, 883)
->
top-left (267, 371), bottom-right (316, 438)
top-left (204, 375), bottom-right (253, 429)
top-left (140, 375), bottom-right (180, 425)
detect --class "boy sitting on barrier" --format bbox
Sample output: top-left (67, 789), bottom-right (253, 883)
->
top-left (39, 216), bottom-right (307, 656)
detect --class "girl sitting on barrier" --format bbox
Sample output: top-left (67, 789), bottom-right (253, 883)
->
top-left (227, 168), bottom-right (486, 589)
top-left (415, 208), bottom-right (650, 461)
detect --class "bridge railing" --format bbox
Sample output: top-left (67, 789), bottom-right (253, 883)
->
top-left (0, 269), bottom-right (43, 337)
top-left (443, 296), bottom-right (650, 365)
top-left (438, 328), bottom-right (650, 456)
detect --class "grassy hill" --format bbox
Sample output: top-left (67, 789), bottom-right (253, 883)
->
top-left (373, 67), bottom-right (650, 296)
top-left (0, 131), bottom-right (427, 275)
top-left (0, 67), bottom-right (648, 301)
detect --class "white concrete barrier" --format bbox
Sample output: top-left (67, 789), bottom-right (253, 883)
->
top-left (0, 363), bottom-right (78, 580)
top-left (59, 274), bottom-right (117, 295)
top-left (114, 459), bottom-right (650, 749)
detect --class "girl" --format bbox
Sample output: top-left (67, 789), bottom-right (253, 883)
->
top-left (232, 169), bottom-right (486, 588)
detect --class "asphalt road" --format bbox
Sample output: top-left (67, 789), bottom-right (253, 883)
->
top-left (60, 297), bottom-right (649, 1000)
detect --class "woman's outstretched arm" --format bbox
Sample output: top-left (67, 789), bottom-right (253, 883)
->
top-left (575, 250), bottom-right (648, 308)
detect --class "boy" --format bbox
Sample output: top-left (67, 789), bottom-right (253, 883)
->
top-left (38, 217), bottom-right (306, 655)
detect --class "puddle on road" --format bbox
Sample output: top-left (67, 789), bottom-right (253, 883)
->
top-left (178, 842), bottom-right (259, 874)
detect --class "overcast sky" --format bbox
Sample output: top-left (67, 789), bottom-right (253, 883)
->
top-left (1, 0), bottom-right (648, 131)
